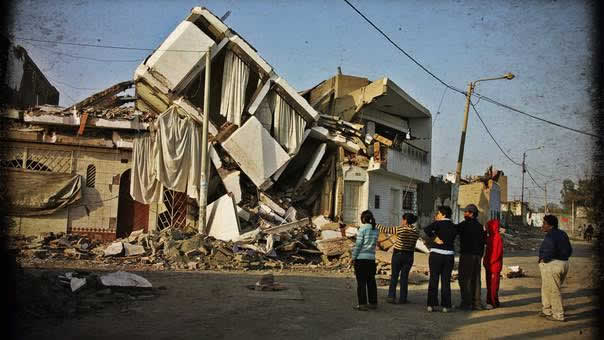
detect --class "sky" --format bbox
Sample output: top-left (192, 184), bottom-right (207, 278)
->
top-left (6, 0), bottom-right (596, 210)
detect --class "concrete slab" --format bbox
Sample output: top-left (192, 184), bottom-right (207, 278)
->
top-left (206, 194), bottom-right (241, 241)
top-left (222, 171), bottom-right (242, 204)
top-left (222, 116), bottom-right (290, 188)
top-left (236, 206), bottom-right (252, 222)
top-left (100, 271), bottom-right (152, 288)
top-left (259, 193), bottom-right (286, 216)
top-left (301, 143), bottom-right (326, 181)
top-left (135, 21), bottom-right (215, 92)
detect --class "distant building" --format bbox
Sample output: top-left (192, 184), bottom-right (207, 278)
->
top-left (501, 200), bottom-right (530, 226)
top-left (457, 179), bottom-right (501, 226)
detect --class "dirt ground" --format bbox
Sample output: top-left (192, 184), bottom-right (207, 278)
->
top-left (16, 240), bottom-right (599, 340)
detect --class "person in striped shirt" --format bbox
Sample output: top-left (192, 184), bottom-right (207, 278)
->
top-left (351, 210), bottom-right (380, 311)
top-left (377, 213), bottom-right (420, 304)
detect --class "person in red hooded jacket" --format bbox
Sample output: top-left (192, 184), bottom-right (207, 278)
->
top-left (484, 219), bottom-right (504, 308)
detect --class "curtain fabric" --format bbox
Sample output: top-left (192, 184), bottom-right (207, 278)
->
top-left (220, 50), bottom-right (250, 126)
top-left (130, 106), bottom-right (202, 203)
top-left (272, 92), bottom-right (306, 155)
top-left (2, 168), bottom-right (82, 216)
top-left (130, 134), bottom-right (162, 204)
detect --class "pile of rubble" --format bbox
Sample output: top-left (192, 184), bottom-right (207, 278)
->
top-left (14, 218), bottom-right (432, 276)
top-left (14, 265), bottom-right (161, 321)
top-left (500, 227), bottom-right (543, 252)
top-left (13, 221), bottom-right (358, 272)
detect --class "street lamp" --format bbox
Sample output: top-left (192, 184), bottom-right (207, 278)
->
top-left (454, 73), bottom-right (516, 183)
top-left (452, 73), bottom-right (515, 222)
top-left (521, 146), bottom-right (543, 226)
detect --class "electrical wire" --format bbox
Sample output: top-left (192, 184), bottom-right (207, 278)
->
top-left (341, 0), bottom-right (464, 94)
top-left (22, 41), bottom-right (144, 63)
top-left (469, 100), bottom-right (522, 166)
top-left (432, 86), bottom-right (447, 127)
top-left (45, 75), bottom-right (102, 91)
top-left (472, 92), bottom-right (602, 139)
top-left (525, 167), bottom-right (545, 191)
top-left (12, 36), bottom-right (208, 53)
top-left (341, 0), bottom-right (601, 139)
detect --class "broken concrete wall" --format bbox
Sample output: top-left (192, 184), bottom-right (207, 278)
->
top-left (1, 40), bottom-right (59, 109)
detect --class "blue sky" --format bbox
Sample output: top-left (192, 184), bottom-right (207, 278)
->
top-left (8, 0), bottom-right (595, 208)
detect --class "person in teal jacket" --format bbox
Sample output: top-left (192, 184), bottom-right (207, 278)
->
top-left (351, 210), bottom-right (380, 311)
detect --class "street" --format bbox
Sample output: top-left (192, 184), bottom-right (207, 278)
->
top-left (17, 240), bottom-right (598, 340)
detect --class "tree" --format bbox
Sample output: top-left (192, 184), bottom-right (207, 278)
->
top-left (560, 177), bottom-right (596, 222)
top-left (560, 179), bottom-right (578, 211)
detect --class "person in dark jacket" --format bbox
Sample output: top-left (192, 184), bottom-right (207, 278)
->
top-left (538, 215), bottom-right (572, 322)
top-left (423, 205), bottom-right (457, 313)
top-left (584, 224), bottom-right (594, 241)
top-left (456, 204), bottom-right (486, 311)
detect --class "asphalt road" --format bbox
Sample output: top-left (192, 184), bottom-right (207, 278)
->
top-left (17, 240), bottom-right (599, 340)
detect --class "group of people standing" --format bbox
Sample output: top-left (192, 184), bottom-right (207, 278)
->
top-left (348, 205), bottom-right (572, 321)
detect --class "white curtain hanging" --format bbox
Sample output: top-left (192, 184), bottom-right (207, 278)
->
top-left (220, 50), bottom-right (250, 126)
top-left (272, 92), bottom-right (306, 155)
top-left (130, 133), bottom-right (162, 204)
top-left (131, 106), bottom-right (202, 203)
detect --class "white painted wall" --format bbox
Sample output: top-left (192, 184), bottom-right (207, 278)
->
top-left (384, 146), bottom-right (430, 183)
top-left (367, 171), bottom-right (418, 226)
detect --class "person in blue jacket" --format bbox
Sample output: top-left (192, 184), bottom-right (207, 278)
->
top-left (538, 215), bottom-right (572, 322)
top-left (351, 210), bottom-right (379, 311)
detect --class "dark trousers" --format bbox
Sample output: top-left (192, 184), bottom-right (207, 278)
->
top-left (389, 250), bottom-right (414, 302)
top-left (458, 254), bottom-right (482, 308)
top-left (354, 259), bottom-right (378, 305)
top-left (427, 252), bottom-right (454, 308)
top-left (485, 269), bottom-right (501, 307)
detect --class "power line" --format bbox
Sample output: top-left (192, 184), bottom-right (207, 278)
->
top-left (469, 100), bottom-right (522, 166)
top-left (11, 36), bottom-right (208, 53)
top-left (341, 1), bottom-right (600, 139)
top-left (432, 86), bottom-right (447, 127)
top-left (472, 92), bottom-right (602, 139)
top-left (45, 75), bottom-right (102, 91)
top-left (341, 0), bottom-right (464, 94)
top-left (23, 41), bottom-right (143, 63)
top-left (525, 167), bottom-right (545, 191)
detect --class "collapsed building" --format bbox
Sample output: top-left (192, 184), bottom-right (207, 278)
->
top-left (2, 8), bottom-right (433, 265)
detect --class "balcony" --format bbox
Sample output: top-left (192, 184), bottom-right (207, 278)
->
top-left (369, 142), bottom-right (430, 183)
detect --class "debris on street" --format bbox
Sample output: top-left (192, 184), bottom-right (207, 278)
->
top-left (14, 264), bottom-right (161, 321)
top-left (504, 265), bottom-right (526, 278)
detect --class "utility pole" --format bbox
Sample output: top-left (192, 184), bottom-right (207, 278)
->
top-left (452, 73), bottom-right (514, 223)
top-left (454, 82), bottom-right (474, 184)
top-left (544, 182), bottom-right (548, 214)
top-left (198, 46), bottom-right (212, 234)
top-left (521, 152), bottom-right (526, 225)
top-left (451, 82), bottom-right (474, 223)
top-left (571, 200), bottom-right (575, 235)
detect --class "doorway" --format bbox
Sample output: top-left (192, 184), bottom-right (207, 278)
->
top-left (343, 181), bottom-right (362, 224)
top-left (116, 169), bottom-right (149, 238)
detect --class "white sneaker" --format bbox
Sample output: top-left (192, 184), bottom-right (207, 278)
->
top-left (485, 304), bottom-right (494, 310)
top-left (442, 307), bottom-right (450, 313)
top-left (427, 306), bottom-right (434, 312)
